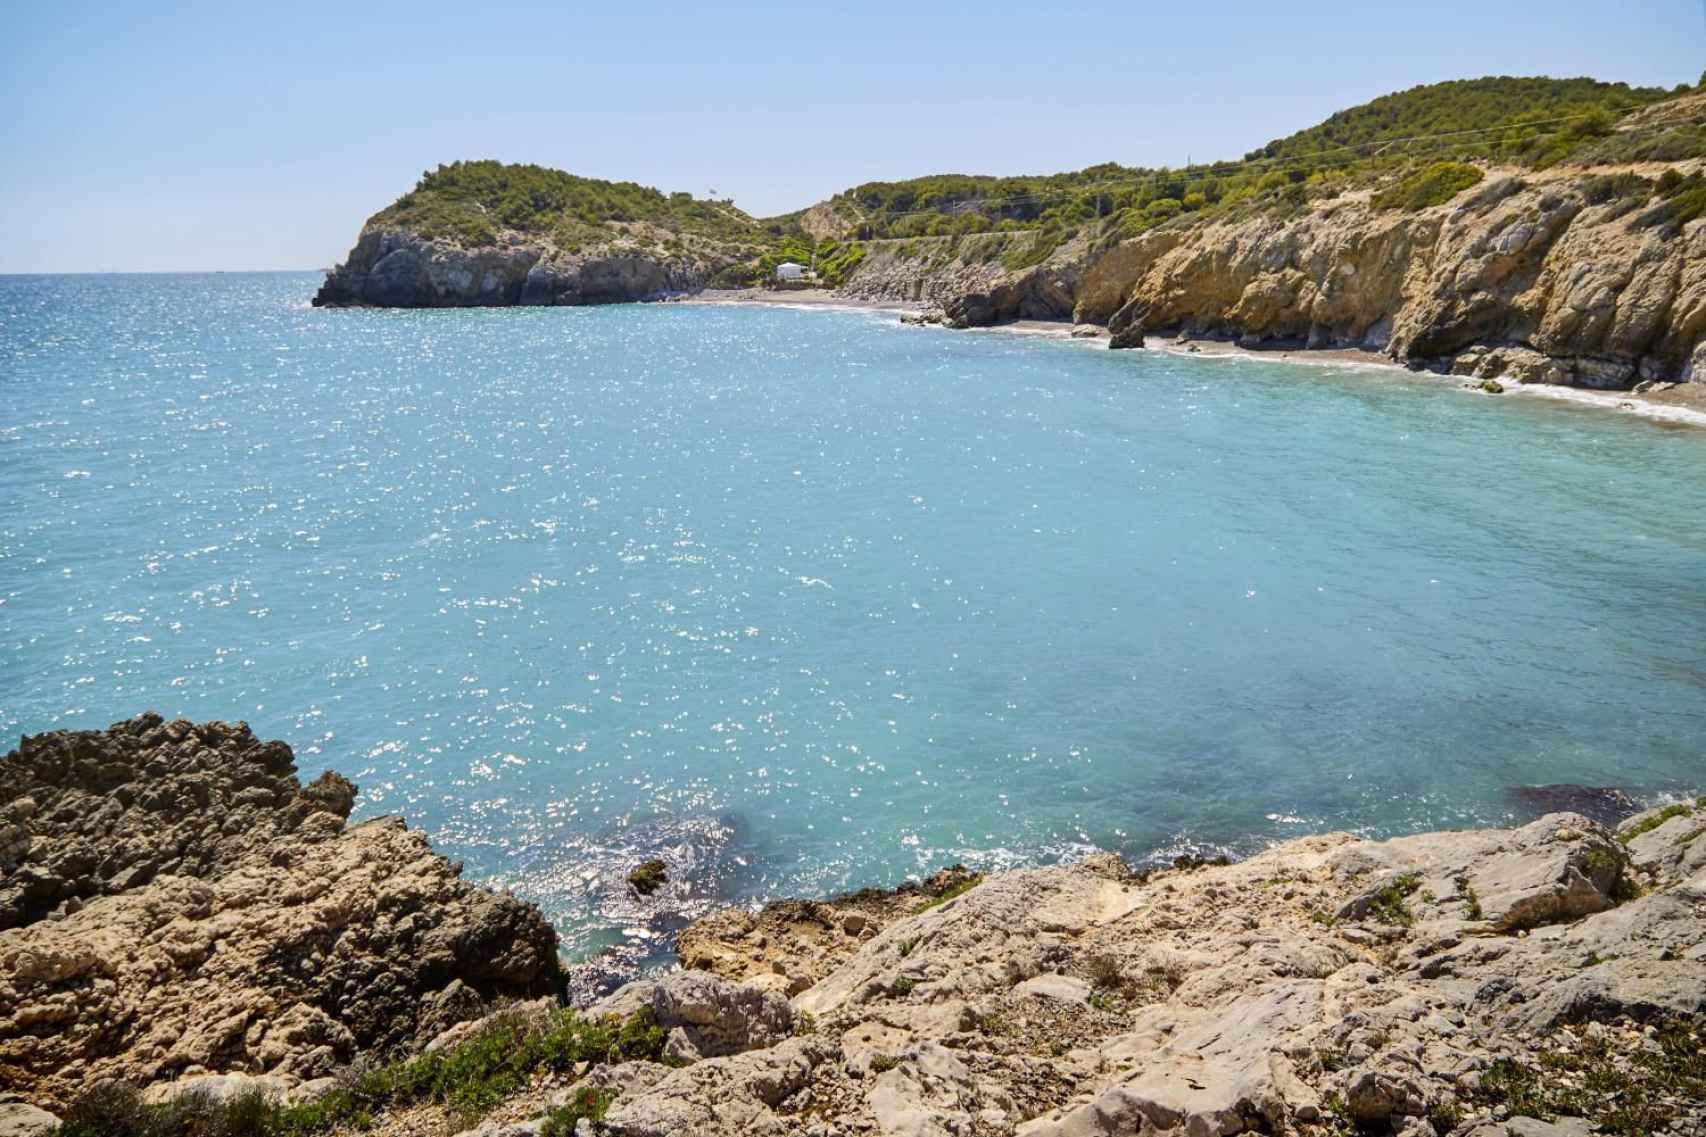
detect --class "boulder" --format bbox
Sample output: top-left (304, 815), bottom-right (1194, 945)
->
top-left (0, 1103), bottom-right (60, 1137)
top-left (596, 1036), bottom-right (835, 1137)
top-left (588, 970), bottom-right (793, 1059)
top-left (868, 1043), bottom-right (1010, 1137)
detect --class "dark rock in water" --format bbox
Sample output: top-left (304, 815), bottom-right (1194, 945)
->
top-left (942, 291), bottom-right (996, 329)
top-left (628, 858), bottom-right (669, 896)
top-left (1106, 294), bottom-right (1149, 349)
top-left (0, 713), bottom-right (562, 1108)
top-left (1509, 784), bottom-right (1639, 827)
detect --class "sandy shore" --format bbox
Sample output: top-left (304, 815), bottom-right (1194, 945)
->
top-left (683, 287), bottom-right (919, 314)
top-left (1144, 335), bottom-right (1706, 427)
top-left (682, 290), bottom-right (1706, 428)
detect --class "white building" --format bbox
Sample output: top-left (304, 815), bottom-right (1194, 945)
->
top-left (775, 261), bottom-right (806, 282)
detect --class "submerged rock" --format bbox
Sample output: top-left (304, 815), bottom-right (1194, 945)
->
top-left (627, 859), bottom-right (669, 897)
top-left (1508, 783), bottom-right (1639, 827)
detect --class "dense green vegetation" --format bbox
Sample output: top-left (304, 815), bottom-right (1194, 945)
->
top-left (806, 76), bottom-right (1706, 258)
top-left (710, 234), bottom-right (867, 288)
top-left (379, 76), bottom-right (1706, 282)
top-left (1371, 161), bottom-right (1485, 210)
top-left (1249, 76), bottom-right (1673, 165)
top-left (374, 160), bottom-right (766, 251)
top-left (1641, 170), bottom-right (1706, 231)
top-left (56, 1007), bottom-right (671, 1137)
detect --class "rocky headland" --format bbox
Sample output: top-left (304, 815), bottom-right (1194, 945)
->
top-left (884, 160), bottom-right (1706, 393)
top-left (312, 228), bottom-right (726, 309)
top-left (2, 718), bottom-right (1702, 1136)
top-left (312, 85), bottom-right (1706, 397)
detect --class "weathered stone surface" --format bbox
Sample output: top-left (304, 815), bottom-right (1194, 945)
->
top-left (867, 1043), bottom-right (1011, 1137)
top-left (1072, 172), bottom-right (1706, 384)
top-left (660, 809), bottom-right (1703, 1136)
top-left (588, 970), bottom-right (793, 1059)
top-left (0, 715), bottom-right (560, 1108)
top-left (596, 1036), bottom-right (837, 1136)
top-left (675, 866), bottom-right (979, 995)
top-left (839, 165), bottom-right (1706, 389)
top-left (8, 715), bottom-right (1703, 1135)
top-left (314, 226), bottom-right (724, 309)
top-left (0, 1102), bottom-right (60, 1137)
top-left (140, 1072), bottom-right (295, 1107)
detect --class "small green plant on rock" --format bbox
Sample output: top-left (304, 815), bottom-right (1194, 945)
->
top-left (916, 874), bottom-right (983, 911)
top-left (1455, 875), bottom-right (1483, 920)
top-left (1619, 802), bottom-right (1693, 844)
top-left (1085, 953), bottom-right (1125, 990)
top-left (541, 1087), bottom-right (614, 1136)
top-left (1465, 1021), bottom-right (1706, 1134)
top-left (1367, 873), bottom-right (1423, 927)
top-left (1425, 1098), bottom-right (1464, 1135)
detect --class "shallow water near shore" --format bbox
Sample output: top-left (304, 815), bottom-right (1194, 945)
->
top-left (4, 272), bottom-right (1706, 963)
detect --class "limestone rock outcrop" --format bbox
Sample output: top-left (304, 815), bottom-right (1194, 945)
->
top-left (588, 970), bottom-right (795, 1062)
top-left (1079, 167), bottom-right (1706, 387)
top-left (535, 807), bottom-right (1704, 1136)
top-left (7, 714), bottom-right (1702, 1136)
top-left (842, 164), bottom-right (1706, 390)
top-left (313, 228), bottom-right (724, 308)
top-left (0, 714), bottom-right (561, 1107)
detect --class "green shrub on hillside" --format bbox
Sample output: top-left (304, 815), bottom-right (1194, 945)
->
top-left (1635, 170), bottom-right (1706, 230)
top-left (56, 1007), bottom-right (671, 1137)
top-left (1372, 162), bottom-right (1485, 210)
top-left (819, 78), bottom-right (1692, 252)
top-left (1000, 223), bottom-right (1070, 270)
top-left (1249, 77), bottom-right (1666, 165)
top-left (374, 160), bottom-right (763, 249)
top-left (748, 235), bottom-right (866, 286)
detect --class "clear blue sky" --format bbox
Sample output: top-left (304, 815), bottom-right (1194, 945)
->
top-left (1, 1), bottom-right (1700, 273)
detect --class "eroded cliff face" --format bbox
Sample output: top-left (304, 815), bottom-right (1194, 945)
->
top-left (0, 715), bottom-right (561, 1107)
top-left (839, 232), bottom-right (1089, 327)
top-left (847, 165), bottom-right (1706, 390)
top-left (313, 226), bottom-right (725, 308)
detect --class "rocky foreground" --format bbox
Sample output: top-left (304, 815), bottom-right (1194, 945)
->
top-left (0, 715), bottom-right (560, 1114)
top-left (2, 720), bottom-right (1703, 1137)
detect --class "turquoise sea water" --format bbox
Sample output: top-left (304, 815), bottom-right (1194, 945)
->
top-left (4, 272), bottom-right (1705, 963)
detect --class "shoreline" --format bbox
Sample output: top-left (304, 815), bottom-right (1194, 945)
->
top-left (686, 288), bottom-right (1706, 429)
top-left (8, 717), bottom-right (1704, 1135)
